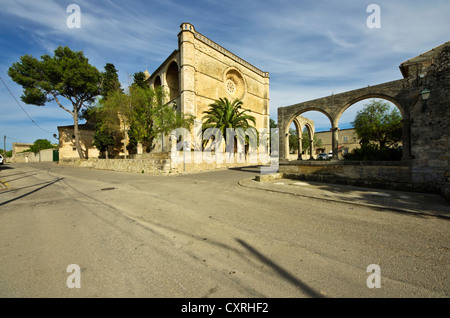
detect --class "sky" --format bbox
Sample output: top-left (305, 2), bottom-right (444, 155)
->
top-left (0, 0), bottom-right (449, 150)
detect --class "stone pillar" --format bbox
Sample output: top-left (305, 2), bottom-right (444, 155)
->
top-left (331, 127), bottom-right (339, 160)
top-left (309, 138), bottom-right (315, 160)
top-left (297, 136), bottom-right (303, 160)
top-left (179, 23), bottom-right (196, 117)
top-left (278, 109), bottom-right (289, 161)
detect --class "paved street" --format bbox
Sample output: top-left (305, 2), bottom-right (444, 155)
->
top-left (0, 162), bottom-right (449, 298)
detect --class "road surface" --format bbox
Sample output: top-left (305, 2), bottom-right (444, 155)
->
top-left (0, 162), bottom-right (448, 298)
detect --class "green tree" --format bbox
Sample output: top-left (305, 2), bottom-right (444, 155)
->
top-left (0, 149), bottom-right (12, 157)
top-left (289, 128), bottom-right (299, 152)
top-left (92, 124), bottom-right (115, 158)
top-left (352, 99), bottom-right (402, 149)
top-left (8, 46), bottom-right (102, 159)
top-left (82, 63), bottom-right (121, 158)
top-left (101, 86), bottom-right (194, 154)
top-left (202, 98), bottom-right (256, 148)
top-left (288, 129), bottom-right (322, 154)
top-left (132, 71), bottom-right (149, 90)
top-left (100, 63), bottom-right (121, 99)
top-left (302, 130), bottom-right (322, 151)
top-left (29, 139), bottom-right (55, 154)
top-left (344, 143), bottom-right (402, 161)
top-left (269, 118), bottom-right (277, 129)
top-left (269, 118), bottom-right (278, 150)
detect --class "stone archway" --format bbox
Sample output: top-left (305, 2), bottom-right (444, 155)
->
top-left (278, 79), bottom-right (412, 161)
top-left (285, 114), bottom-right (316, 160)
top-left (166, 62), bottom-right (179, 101)
top-left (154, 75), bottom-right (162, 90)
top-left (302, 122), bottom-right (315, 160)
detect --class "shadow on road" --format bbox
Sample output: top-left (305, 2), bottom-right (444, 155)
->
top-left (3, 173), bottom-right (37, 183)
top-left (228, 165), bottom-right (263, 174)
top-left (118, 213), bottom-right (323, 297)
top-left (236, 238), bottom-right (324, 298)
top-left (0, 165), bottom-right (14, 171)
top-left (0, 178), bottom-right (64, 207)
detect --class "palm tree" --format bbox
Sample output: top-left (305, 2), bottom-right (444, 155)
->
top-left (202, 97), bottom-right (256, 151)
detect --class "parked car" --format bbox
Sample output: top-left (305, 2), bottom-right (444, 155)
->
top-left (0, 154), bottom-right (5, 165)
top-left (317, 153), bottom-right (328, 160)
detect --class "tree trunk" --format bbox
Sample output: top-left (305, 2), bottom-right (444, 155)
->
top-left (123, 128), bottom-right (128, 159)
top-left (73, 108), bottom-right (85, 159)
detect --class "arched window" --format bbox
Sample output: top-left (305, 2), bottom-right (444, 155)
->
top-left (166, 62), bottom-right (179, 101)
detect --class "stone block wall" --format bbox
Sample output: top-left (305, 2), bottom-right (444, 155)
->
top-left (59, 158), bottom-right (172, 174)
top-left (409, 45), bottom-right (450, 200)
top-left (11, 148), bottom-right (55, 163)
top-left (279, 161), bottom-right (422, 193)
top-left (59, 151), bottom-right (268, 175)
top-left (186, 23), bottom-right (270, 132)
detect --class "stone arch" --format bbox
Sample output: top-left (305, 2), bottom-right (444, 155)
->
top-left (166, 61), bottom-right (179, 101)
top-left (289, 117), bottom-right (302, 160)
top-left (278, 79), bottom-right (413, 161)
top-left (302, 122), bottom-right (315, 159)
top-left (153, 75), bottom-right (162, 90)
top-left (281, 108), bottom-right (332, 161)
top-left (284, 108), bottom-right (333, 137)
top-left (337, 94), bottom-right (409, 159)
top-left (336, 93), bottom-right (406, 124)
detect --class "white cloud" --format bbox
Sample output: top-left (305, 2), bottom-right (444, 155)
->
top-left (1, 0), bottom-right (449, 147)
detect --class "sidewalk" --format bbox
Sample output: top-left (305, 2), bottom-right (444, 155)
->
top-left (239, 176), bottom-right (450, 219)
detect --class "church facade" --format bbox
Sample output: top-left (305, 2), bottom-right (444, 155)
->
top-left (145, 22), bottom-right (270, 151)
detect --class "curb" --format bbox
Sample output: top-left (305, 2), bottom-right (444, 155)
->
top-left (238, 177), bottom-right (450, 220)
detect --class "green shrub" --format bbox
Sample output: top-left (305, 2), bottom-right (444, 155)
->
top-left (344, 143), bottom-right (402, 161)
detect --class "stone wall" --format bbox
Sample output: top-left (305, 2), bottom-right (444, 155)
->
top-left (59, 158), bottom-right (172, 174)
top-left (191, 30), bottom-right (270, 131)
top-left (315, 128), bottom-right (360, 157)
top-left (11, 148), bottom-right (55, 163)
top-left (58, 124), bottom-right (100, 159)
top-left (149, 23), bottom-right (270, 137)
top-left (59, 151), bottom-right (268, 175)
top-left (409, 45), bottom-right (450, 201)
top-left (12, 143), bottom-right (33, 156)
top-left (278, 161), bottom-right (429, 193)
top-left (277, 42), bottom-right (450, 200)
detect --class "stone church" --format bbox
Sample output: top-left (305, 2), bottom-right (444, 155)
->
top-left (144, 22), bottom-right (270, 151)
top-left (58, 22), bottom-right (270, 160)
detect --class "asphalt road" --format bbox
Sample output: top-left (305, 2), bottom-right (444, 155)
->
top-left (0, 162), bottom-right (448, 298)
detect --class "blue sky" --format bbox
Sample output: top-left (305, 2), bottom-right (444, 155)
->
top-left (0, 0), bottom-right (449, 150)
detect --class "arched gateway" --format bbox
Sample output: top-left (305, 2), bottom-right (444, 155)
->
top-left (277, 41), bottom-right (450, 201)
top-left (278, 79), bottom-right (413, 161)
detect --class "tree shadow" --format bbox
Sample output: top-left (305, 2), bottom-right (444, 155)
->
top-left (0, 178), bottom-right (63, 206)
top-left (0, 165), bottom-right (14, 171)
top-left (125, 216), bottom-right (324, 297)
top-left (228, 165), bottom-right (263, 174)
top-left (4, 173), bottom-right (37, 183)
top-left (236, 238), bottom-right (324, 298)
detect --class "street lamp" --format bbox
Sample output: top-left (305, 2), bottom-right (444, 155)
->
top-left (420, 88), bottom-right (430, 112)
